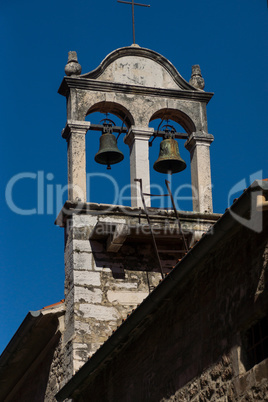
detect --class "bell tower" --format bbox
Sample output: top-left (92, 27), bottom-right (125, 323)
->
top-left (59, 46), bottom-right (214, 212)
top-left (56, 46), bottom-right (220, 379)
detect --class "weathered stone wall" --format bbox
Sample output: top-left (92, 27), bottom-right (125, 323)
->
top-left (63, 213), bottom-right (162, 377)
top-left (162, 354), bottom-right (234, 401)
top-left (75, 213), bottom-right (268, 401)
top-left (44, 337), bottom-right (65, 402)
top-left (6, 333), bottom-right (62, 402)
top-left (163, 353), bottom-right (268, 401)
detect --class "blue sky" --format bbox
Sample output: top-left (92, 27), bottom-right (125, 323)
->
top-left (0, 0), bottom-right (267, 353)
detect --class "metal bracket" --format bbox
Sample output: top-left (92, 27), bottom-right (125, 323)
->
top-left (134, 178), bottom-right (189, 279)
top-left (134, 178), bottom-right (164, 279)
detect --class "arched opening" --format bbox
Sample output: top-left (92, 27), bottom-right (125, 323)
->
top-left (148, 111), bottom-right (194, 211)
top-left (86, 101), bottom-right (134, 129)
top-left (85, 104), bottom-right (133, 206)
top-left (150, 108), bottom-right (196, 135)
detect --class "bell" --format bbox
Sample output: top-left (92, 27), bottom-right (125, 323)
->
top-left (153, 138), bottom-right (186, 174)
top-left (95, 132), bottom-right (124, 169)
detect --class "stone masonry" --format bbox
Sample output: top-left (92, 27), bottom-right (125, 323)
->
top-left (57, 202), bottom-right (220, 380)
top-left (59, 46), bottom-right (215, 212)
top-left (71, 207), bottom-right (268, 402)
top-left (56, 45), bottom-right (221, 391)
top-left (62, 211), bottom-right (160, 378)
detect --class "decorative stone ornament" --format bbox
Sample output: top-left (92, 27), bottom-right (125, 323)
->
top-left (64, 51), bottom-right (82, 76)
top-left (189, 64), bottom-right (205, 90)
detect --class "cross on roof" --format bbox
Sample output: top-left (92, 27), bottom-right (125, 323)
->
top-left (117, 0), bottom-right (150, 45)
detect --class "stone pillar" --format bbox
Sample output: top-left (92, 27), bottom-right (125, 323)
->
top-left (62, 121), bottom-right (91, 202)
top-left (124, 127), bottom-right (154, 208)
top-left (62, 212), bottom-right (159, 379)
top-left (63, 214), bottom-right (101, 379)
top-left (185, 132), bottom-right (214, 213)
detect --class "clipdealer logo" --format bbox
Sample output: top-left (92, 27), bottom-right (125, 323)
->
top-left (5, 171), bottom-right (196, 216)
top-left (4, 170), bottom-right (265, 234)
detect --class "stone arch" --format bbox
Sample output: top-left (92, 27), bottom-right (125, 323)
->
top-left (149, 108), bottom-right (196, 135)
top-left (86, 101), bottom-right (135, 128)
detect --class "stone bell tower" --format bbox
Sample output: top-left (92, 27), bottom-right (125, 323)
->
top-left (56, 46), bottom-right (219, 379)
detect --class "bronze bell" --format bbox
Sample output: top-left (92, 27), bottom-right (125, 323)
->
top-left (153, 138), bottom-right (186, 174)
top-left (95, 132), bottom-right (124, 169)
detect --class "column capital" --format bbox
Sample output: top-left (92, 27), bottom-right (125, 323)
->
top-left (124, 126), bottom-right (154, 146)
top-left (62, 120), bottom-right (91, 140)
top-left (185, 131), bottom-right (214, 151)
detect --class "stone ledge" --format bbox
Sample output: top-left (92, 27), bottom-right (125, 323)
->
top-left (55, 201), bottom-right (221, 228)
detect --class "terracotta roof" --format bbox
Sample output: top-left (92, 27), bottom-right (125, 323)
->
top-left (42, 299), bottom-right (65, 310)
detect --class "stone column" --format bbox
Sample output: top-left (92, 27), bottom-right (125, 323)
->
top-left (185, 132), bottom-right (214, 213)
top-left (124, 127), bottom-right (154, 208)
top-left (62, 212), bottom-right (159, 379)
top-left (62, 121), bottom-right (91, 202)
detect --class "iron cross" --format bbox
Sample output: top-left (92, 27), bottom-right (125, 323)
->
top-left (117, 0), bottom-right (150, 45)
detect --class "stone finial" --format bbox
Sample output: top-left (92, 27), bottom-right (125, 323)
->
top-left (65, 51), bottom-right (82, 76)
top-left (189, 64), bottom-right (205, 90)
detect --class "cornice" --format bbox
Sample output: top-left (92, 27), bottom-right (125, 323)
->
top-left (185, 132), bottom-right (214, 151)
top-left (58, 76), bottom-right (214, 104)
top-left (61, 120), bottom-right (91, 139)
top-left (124, 127), bottom-right (154, 146)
